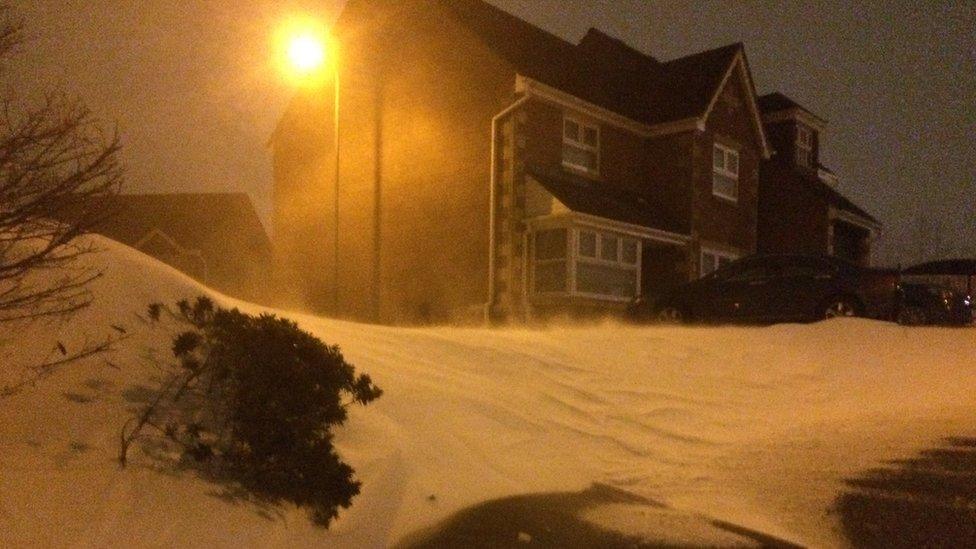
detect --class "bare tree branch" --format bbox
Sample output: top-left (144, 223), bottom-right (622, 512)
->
top-left (0, 334), bottom-right (124, 398)
top-left (0, 4), bottom-right (123, 325)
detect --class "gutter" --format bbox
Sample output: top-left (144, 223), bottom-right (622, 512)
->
top-left (484, 94), bottom-right (532, 324)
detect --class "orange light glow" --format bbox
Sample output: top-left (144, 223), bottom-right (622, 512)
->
top-left (275, 17), bottom-right (333, 86)
top-left (288, 34), bottom-right (326, 74)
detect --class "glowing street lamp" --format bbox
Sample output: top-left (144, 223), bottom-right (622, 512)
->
top-left (287, 34), bottom-right (327, 76)
top-left (276, 17), bottom-right (332, 86)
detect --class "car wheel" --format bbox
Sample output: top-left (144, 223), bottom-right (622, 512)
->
top-left (822, 298), bottom-right (860, 320)
top-left (657, 306), bottom-right (685, 324)
top-left (897, 306), bottom-right (927, 326)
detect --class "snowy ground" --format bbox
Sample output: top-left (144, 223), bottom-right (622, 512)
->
top-left (2, 237), bottom-right (974, 547)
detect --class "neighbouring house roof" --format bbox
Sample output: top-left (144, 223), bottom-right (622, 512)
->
top-left (526, 167), bottom-right (685, 235)
top-left (90, 193), bottom-right (272, 261)
top-left (77, 193), bottom-right (274, 298)
top-left (902, 259), bottom-right (976, 276)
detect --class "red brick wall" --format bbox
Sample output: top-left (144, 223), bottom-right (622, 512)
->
top-left (364, 2), bottom-right (519, 323)
top-left (519, 99), bottom-right (692, 236)
top-left (757, 160), bottom-right (830, 256)
top-left (643, 132), bottom-right (695, 235)
top-left (274, 2), bottom-right (518, 323)
top-left (692, 67), bottom-right (762, 268)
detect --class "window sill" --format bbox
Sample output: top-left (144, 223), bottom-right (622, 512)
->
top-left (531, 291), bottom-right (634, 304)
top-left (711, 191), bottom-right (739, 204)
top-left (561, 162), bottom-right (601, 180)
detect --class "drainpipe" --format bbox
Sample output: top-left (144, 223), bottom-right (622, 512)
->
top-left (484, 94), bottom-right (531, 324)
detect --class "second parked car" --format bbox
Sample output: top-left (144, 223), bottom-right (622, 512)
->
top-left (895, 283), bottom-right (973, 326)
top-left (629, 255), bottom-right (900, 324)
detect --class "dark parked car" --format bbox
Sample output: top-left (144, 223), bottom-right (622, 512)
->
top-left (628, 255), bottom-right (900, 324)
top-left (895, 283), bottom-right (973, 326)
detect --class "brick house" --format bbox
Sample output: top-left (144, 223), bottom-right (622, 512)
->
top-left (272, 0), bottom-right (877, 323)
top-left (757, 93), bottom-right (881, 266)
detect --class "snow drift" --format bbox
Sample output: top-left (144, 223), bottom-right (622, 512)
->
top-left (2, 236), bottom-right (975, 547)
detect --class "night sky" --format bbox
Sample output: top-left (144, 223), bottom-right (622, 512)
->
top-left (6, 0), bottom-right (974, 265)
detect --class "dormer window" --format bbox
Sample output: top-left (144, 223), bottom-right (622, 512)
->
top-left (796, 124), bottom-right (814, 168)
top-left (562, 116), bottom-right (600, 175)
top-left (712, 143), bottom-right (739, 202)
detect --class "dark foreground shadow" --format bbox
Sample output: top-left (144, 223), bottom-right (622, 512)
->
top-left (120, 381), bottom-right (285, 523)
top-left (835, 436), bottom-right (976, 548)
top-left (397, 484), bottom-right (802, 548)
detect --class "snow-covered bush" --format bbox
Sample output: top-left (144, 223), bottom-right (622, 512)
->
top-left (122, 296), bottom-right (382, 526)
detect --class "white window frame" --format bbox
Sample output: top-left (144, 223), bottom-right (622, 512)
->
top-left (712, 143), bottom-right (739, 202)
top-left (529, 225), bottom-right (641, 302)
top-left (562, 115), bottom-right (600, 176)
top-left (700, 247), bottom-right (739, 278)
top-left (796, 123), bottom-right (814, 168)
top-left (573, 228), bottom-right (640, 301)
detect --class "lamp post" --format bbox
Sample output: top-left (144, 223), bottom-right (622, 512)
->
top-left (331, 62), bottom-right (340, 314)
top-left (283, 28), bottom-right (341, 314)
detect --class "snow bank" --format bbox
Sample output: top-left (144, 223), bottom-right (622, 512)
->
top-left (2, 236), bottom-right (974, 547)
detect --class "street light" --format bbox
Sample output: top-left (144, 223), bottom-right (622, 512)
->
top-left (279, 22), bottom-right (341, 314)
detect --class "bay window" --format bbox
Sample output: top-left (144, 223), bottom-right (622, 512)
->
top-left (532, 225), bottom-right (641, 301)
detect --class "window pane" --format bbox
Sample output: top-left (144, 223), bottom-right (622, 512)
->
top-left (583, 126), bottom-right (598, 147)
top-left (727, 150), bottom-right (739, 174)
top-left (535, 229), bottom-right (567, 260)
top-left (600, 234), bottom-right (619, 261)
top-left (577, 263), bottom-right (637, 298)
top-left (712, 173), bottom-right (738, 200)
top-left (796, 147), bottom-right (811, 167)
top-left (535, 261), bottom-right (567, 293)
top-left (564, 119), bottom-right (580, 141)
top-left (621, 239), bottom-right (638, 265)
top-left (578, 230), bottom-right (597, 258)
top-left (713, 145), bottom-right (724, 169)
top-left (563, 144), bottom-right (598, 171)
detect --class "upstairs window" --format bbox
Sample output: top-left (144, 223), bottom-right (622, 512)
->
top-left (796, 124), bottom-right (814, 168)
top-left (563, 117), bottom-right (600, 175)
top-left (712, 143), bottom-right (739, 202)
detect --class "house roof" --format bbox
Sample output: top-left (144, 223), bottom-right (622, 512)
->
top-left (526, 166), bottom-right (685, 235)
top-left (441, 0), bottom-right (747, 128)
top-left (798, 166), bottom-right (878, 224)
top-left (758, 92), bottom-right (827, 126)
top-left (902, 259), bottom-right (976, 276)
top-left (88, 193), bottom-right (272, 263)
top-left (819, 182), bottom-right (879, 224)
top-left (643, 43), bottom-right (745, 125)
top-left (758, 92), bottom-right (805, 114)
